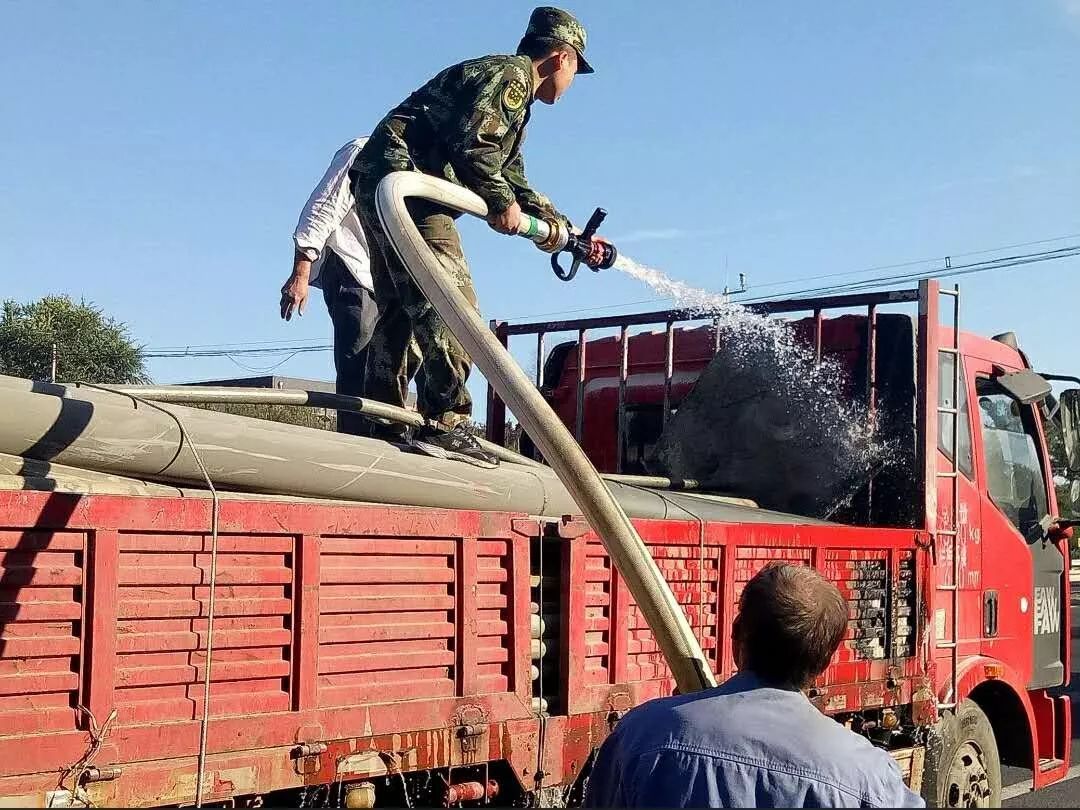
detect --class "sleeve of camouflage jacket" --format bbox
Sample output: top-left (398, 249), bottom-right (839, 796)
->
top-left (443, 61), bottom-right (531, 216)
top-left (503, 148), bottom-right (560, 222)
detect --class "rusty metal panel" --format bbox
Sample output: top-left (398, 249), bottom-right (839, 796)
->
top-left (582, 541), bottom-right (612, 686)
top-left (475, 539), bottom-right (514, 695)
top-left (317, 536), bottom-right (457, 707)
top-left (626, 541), bottom-right (721, 684)
top-left (0, 528), bottom-right (84, 736)
top-left (113, 533), bottom-right (294, 722)
top-left (820, 548), bottom-right (891, 663)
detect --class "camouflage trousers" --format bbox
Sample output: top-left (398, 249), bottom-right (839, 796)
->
top-left (353, 176), bottom-right (478, 435)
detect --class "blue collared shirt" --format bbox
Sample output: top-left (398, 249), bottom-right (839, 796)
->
top-left (584, 672), bottom-right (925, 808)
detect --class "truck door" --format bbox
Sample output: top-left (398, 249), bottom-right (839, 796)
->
top-left (972, 372), bottom-right (1064, 689)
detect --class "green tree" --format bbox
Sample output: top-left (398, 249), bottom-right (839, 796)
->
top-left (0, 295), bottom-right (149, 384)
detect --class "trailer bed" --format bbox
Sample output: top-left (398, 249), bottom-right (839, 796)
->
top-left (0, 485), bottom-right (930, 807)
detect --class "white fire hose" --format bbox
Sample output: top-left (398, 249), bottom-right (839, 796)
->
top-left (374, 172), bottom-right (716, 694)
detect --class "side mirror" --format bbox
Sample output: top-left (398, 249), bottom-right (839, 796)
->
top-left (1060, 389), bottom-right (1080, 473)
top-left (997, 369), bottom-right (1052, 405)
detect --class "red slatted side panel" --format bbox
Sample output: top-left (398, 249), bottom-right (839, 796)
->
top-left (894, 550), bottom-right (917, 658)
top-left (0, 530), bottom-right (84, 734)
top-left (318, 537), bottom-right (456, 706)
top-left (627, 542), bottom-right (722, 683)
top-left (114, 533), bottom-right (293, 723)
top-left (732, 546), bottom-right (814, 601)
top-left (582, 540), bottom-right (612, 685)
top-left (676, 543), bottom-right (722, 672)
top-left (821, 548), bottom-right (891, 663)
top-left (581, 531), bottom-right (722, 687)
top-left (726, 546), bottom-right (814, 673)
top-left (476, 539), bottom-right (512, 695)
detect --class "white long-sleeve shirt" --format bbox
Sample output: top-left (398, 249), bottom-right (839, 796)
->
top-left (292, 138), bottom-right (373, 291)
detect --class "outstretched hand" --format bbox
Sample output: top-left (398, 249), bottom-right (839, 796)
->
top-left (280, 258), bottom-right (311, 321)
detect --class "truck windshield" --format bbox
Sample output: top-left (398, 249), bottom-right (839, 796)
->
top-left (976, 377), bottom-right (1049, 538)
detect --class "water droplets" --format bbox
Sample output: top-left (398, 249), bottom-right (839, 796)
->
top-left (612, 254), bottom-right (906, 521)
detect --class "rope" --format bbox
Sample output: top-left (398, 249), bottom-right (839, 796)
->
top-left (77, 384), bottom-right (221, 807)
top-left (56, 704), bottom-right (118, 804)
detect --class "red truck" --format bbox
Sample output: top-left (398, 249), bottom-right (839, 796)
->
top-left (0, 280), bottom-right (1074, 807)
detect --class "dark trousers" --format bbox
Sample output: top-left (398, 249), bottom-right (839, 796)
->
top-left (320, 250), bottom-right (377, 436)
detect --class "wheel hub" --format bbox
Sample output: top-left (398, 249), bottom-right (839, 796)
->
top-left (944, 741), bottom-right (992, 808)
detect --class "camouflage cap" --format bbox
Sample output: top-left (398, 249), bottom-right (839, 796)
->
top-left (524, 6), bottom-right (594, 74)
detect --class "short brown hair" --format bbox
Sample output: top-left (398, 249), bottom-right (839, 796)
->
top-left (732, 563), bottom-right (848, 689)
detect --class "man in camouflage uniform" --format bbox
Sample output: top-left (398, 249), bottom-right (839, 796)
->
top-left (351, 6), bottom-right (595, 462)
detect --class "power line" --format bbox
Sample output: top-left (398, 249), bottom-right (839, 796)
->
top-left (734, 231), bottom-right (1080, 295)
top-left (488, 230), bottom-right (1080, 324)
top-left (224, 351), bottom-right (308, 374)
top-left (738, 244), bottom-right (1080, 304)
top-left (497, 296), bottom-right (667, 322)
top-left (145, 344), bottom-right (330, 359)
top-left (147, 336), bottom-right (327, 352)
top-left (143, 236), bottom-right (1080, 362)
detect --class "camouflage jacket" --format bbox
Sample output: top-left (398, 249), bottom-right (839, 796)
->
top-left (355, 54), bottom-right (562, 222)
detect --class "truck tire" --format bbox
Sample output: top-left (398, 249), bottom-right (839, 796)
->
top-left (922, 699), bottom-right (1001, 807)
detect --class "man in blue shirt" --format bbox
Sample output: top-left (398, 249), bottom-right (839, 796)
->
top-left (584, 563), bottom-right (925, 808)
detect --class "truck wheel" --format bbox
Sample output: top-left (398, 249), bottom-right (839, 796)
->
top-left (922, 699), bottom-right (1001, 807)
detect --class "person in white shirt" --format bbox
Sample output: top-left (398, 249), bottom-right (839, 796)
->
top-left (280, 138), bottom-right (419, 435)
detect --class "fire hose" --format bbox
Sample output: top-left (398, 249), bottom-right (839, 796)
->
top-left (374, 171), bottom-right (715, 695)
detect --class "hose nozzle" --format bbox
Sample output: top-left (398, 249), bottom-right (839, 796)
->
top-left (551, 207), bottom-right (618, 282)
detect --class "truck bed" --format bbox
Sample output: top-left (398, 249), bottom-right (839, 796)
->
top-left (0, 487), bottom-right (929, 807)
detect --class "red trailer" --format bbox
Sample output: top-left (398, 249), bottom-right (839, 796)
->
top-left (0, 280), bottom-right (1073, 807)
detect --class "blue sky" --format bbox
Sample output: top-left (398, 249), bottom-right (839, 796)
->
top-left (2, 1), bottom-right (1079, 410)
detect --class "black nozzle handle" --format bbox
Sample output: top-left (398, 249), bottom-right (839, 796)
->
top-left (551, 251), bottom-right (579, 281)
top-left (581, 207), bottom-right (607, 241)
top-left (551, 206), bottom-right (610, 282)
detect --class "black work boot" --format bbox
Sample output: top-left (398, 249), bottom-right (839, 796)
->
top-left (409, 424), bottom-right (499, 469)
